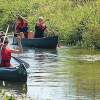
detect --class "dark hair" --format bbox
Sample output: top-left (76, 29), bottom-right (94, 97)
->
top-left (17, 16), bottom-right (23, 21)
top-left (0, 37), bottom-right (9, 44)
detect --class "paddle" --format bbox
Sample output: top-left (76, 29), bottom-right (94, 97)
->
top-left (1, 25), bottom-right (9, 49)
top-left (12, 56), bottom-right (29, 68)
top-left (0, 25), bottom-right (9, 64)
top-left (16, 14), bottom-right (28, 22)
top-left (16, 35), bottom-right (23, 54)
top-left (12, 21), bottom-right (18, 45)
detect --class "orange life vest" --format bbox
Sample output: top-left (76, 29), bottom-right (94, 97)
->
top-left (0, 48), bottom-right (11, 67)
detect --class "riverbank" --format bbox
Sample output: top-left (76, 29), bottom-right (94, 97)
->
top-left (0, 0), bottom-right (100, 49)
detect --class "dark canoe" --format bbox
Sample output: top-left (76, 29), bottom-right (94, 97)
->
top-left (21, 36), bottom-right (58, 49)
top-left (0, 57), bottom-right (28, 82)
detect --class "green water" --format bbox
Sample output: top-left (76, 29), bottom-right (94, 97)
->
top-left (0, 46), bottom-right (100, 100)
top-left (57, 47), bottom-right (100, 100)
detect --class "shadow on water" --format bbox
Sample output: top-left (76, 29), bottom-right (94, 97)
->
top-left (33, 48), bottom-right (58, 62)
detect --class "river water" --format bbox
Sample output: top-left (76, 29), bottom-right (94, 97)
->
top-left (0, 38), bottom-right (100, 100)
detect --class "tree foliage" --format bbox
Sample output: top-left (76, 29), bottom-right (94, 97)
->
top-left (0, 0), bottom-right (100, 48)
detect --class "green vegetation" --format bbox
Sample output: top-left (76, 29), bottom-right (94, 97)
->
top-left (0, 0), bottom-right (100, 49)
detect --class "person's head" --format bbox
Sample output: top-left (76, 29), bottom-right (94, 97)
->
top-left (0, 37), bottom-right (9, 48)
top-left (0, 31), bottom-right (4, 37)
top-left (17, 16), bottom-right (23, 22)
top-left (0, 31), bottom-right (4, 34)
top-left (38, 16), bottom-right (44, 23)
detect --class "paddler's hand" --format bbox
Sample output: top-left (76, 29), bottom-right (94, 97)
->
top-left (16, 35), bottom-right (21, 40)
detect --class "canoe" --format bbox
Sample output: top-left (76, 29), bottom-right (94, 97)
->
top-left (0, 57), bottom-right (28, 82)
top-left (21, 36), bottom-right (58, 49)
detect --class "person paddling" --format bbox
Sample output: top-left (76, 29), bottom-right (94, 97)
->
top-left (35, 17), bottom-right (47, 38)
top-left (0, 36), bottom-right (23, 67)
top-left (0, 31), bottom-right (4, 38)
top-left (15, 15), bottom-right (28, 38)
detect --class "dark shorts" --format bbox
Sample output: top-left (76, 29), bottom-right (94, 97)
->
top-left (21, 27), bottom-right (28, 33)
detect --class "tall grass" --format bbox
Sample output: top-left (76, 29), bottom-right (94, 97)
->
top-left (0, 0), bottom-right (100, 48)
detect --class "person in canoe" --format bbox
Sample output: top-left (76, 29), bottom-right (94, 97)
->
top-left (0, 31), bottom-right (4, 38)
top-left (0, 36), bottom-right (23, 67)
top-left (15, 15), bottom-right (28, 38)
top-left (35, 16), bottom-right (47, 38)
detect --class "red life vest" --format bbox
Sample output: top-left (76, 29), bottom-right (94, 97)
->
top-left (0, 48), bottom-right (11, 67)
top-left (16, 20), bottom-right (28, 32)
top-left (37, 22), bottom-right (46, 31)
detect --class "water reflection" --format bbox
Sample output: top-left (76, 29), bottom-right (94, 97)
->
top-left (34, 49), bottom-right (58, 64)
top-left (57, 48), bottom-right (100, 100)
top-left (25, 49), bottom-right (68, 100)
top-left (71, 60), bottom-right (100, 100)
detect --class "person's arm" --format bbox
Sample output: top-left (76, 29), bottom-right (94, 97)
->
top-left (44, 26), bottom-right (48, 32)
top-left (11, 46), bottom-right (23, 53)
top-left (11, 49), bottom-right (21, 53)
